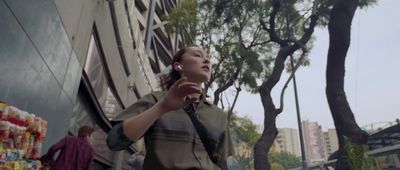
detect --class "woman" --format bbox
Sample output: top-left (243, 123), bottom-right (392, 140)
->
top-left (107, 45), bottom-right (233, 170)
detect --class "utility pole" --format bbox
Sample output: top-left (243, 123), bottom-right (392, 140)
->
top-left (290, 55), bottom-right (308, 170)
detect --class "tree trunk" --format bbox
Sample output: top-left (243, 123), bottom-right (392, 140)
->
top-left (334, 130), bottom-right (351, 170)
top-left (227, 86), bottom-right (242, 123)
top-left (326, 0), bottom-right (368, 169)
top-left (254, 115), bottom-right (278, 170)
top-left (255, 47), bottom-right (293, 170)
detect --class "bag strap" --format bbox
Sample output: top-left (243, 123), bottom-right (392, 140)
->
top-left (183, 104), bottom-right (228, 170)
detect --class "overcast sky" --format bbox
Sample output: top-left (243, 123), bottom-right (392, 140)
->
top-left (233, 0), bottom-right (400, 130)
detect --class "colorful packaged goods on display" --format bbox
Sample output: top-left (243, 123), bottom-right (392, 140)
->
top-left (0, 101), bottom-right (47, 170)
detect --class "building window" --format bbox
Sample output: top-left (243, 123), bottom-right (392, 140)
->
top-left (69, 85), bottom-right (114, 168)
top-left (84, 34), bottom-right (123, 120)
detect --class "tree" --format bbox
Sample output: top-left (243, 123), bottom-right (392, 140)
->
top-left (165, 1), bottom-right (375, 169)
top-left (255, 1), bottom-right (322, 169)
top-left (269, 152), bottom-right (301, 169)
top-left (201, 0), bottom-right (272, 106)
top-left (229, 114), bottom-right (261, 170)
top-left (200, 1), bottom-right (326, 169)
top-left (253, 0), bottom-right (374, 169)
top-left (165, 0), bottom-right (272, 118)
top-left (163, 0), bottom-right (198, 44)
top-left (325, 0), bottom-right (375, 169)
top-left (230, 114), bottom-right (261, 146)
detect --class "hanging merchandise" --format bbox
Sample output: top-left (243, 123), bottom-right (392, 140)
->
top-left (0, 101), bottom-right (47, 170)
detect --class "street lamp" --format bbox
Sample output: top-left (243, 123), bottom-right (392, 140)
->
top-left (290, 55), bottom-right (308, 170)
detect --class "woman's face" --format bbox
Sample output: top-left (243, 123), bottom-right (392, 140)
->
top-left (175, 46), bottom-right (211, 83)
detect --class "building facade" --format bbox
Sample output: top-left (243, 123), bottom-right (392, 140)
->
top-left (275, 128), bottom-right (301, 157)
top-left (322, 128), bottom-right (338, 160)
top-left (302, 120), bottom-right (325, 165)
top-left (0, 0), bottom-right (186, 169)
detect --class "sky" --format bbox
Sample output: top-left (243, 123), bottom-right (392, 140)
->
top-left (233, 0), bottom-right (400, 130)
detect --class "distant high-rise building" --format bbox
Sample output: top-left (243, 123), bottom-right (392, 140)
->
top-left (276, 123), bottom-right (340, 164)
top-left (275, 128), bottom-right (301, 157)
top-left (302, 120), bottom-right (325, 165)
top-left (322, 128), bottom-right (339, 160)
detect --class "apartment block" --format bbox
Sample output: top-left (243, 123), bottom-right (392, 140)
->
top-left (302, 120), bottom-right (325, 165)
top-left (322, 128), bottom-right (338, 160)
top-left (275, 128), bottom-right (301, 157)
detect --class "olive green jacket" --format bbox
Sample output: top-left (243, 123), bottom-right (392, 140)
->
top-left (107, 91), bottom-right (234, 170)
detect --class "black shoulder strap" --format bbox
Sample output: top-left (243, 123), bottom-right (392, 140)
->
top-left (183, 104), bottom-right (216, 157)
top-left (183, 104), bottom-right (228, 170)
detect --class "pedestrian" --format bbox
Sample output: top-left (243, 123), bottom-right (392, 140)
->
top-left (107, 44), bottom-right (234, 170)
top-left (41, 125), bottom-right (94, 170)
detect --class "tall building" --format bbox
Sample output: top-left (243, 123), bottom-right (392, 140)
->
top-left (275, 128), bottom-right (301, 157)
top-left (322, 128), bottom-right (338, 160)
top-left (0, 0), bottom-right (187, 169)
top-left (302, 120), bottom-right (325, 165)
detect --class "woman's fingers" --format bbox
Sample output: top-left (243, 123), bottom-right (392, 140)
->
top-left (178, 83), bottom-right (202, 95)
top-left (177, 82), bottom-right (199, 89)
top-left (167, 78), bottom-right (202, 107)
top-left (172, 78), bottom-right (199, 89)
top-left (170, 78), bottom-right (202, 95)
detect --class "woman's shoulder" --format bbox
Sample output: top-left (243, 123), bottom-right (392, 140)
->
top-left (202, 100), bottom-right (227, 117)
top-left (151, 90), bottom-right (166, 96)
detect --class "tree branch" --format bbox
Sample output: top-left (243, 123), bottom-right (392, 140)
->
top-left (228, 84), bottom-right (242, 123)
top-left (299, 13), bottom-right (319, 45)
top-left (277, 49), bottom-right (308, 113)
top-left (260, 5), bottom-right (319, 116)
top-left (224, 91), bottom-right (231, 110)
top-left (213, 61), bottom-right (242, 105)
top-left (259, 0), bottom-right (287, 46)
top-left (249, 25), bottom-right (262, 48)
top-left (220, 92), bottom-right (225, 110)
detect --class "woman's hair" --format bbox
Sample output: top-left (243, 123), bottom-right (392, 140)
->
top-left (161, 44), bottom-right (200, 90)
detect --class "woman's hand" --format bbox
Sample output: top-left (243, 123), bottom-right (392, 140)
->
top-left (159, 77), bottom-right (202, 112)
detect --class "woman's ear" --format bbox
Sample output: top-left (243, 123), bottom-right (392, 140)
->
top-left (173, 62), bottom-right (183, 72)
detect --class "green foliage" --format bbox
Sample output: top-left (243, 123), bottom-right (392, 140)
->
top-left (270, 162), bottom-right (285, 170)
top-left (344, 139), bottom-right (378, 170)
top-left (165, 0), bottom-right (378, 97)
top-left (269, 152), bottom-right (301, 169)
top-left (163, 0), bottom-right (198, 44)
top-left (198, 0), bottom-right (274, 94)
top-left (229, 114), bottom-right (261, 169)
top-left (230, 114), bottom-right (261, 146)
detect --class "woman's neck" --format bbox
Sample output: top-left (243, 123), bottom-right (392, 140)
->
top-left (189, 83), bottom-right (203, 102)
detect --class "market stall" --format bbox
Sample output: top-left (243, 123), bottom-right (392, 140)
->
top-left (0, 101), bottom-right (47, 170)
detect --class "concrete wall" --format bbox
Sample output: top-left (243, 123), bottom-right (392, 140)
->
top-left (0, 0), bottom-right (81, 152)
top-left (0, 0), bottom-right (181, 165)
